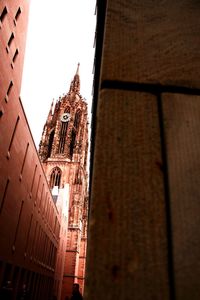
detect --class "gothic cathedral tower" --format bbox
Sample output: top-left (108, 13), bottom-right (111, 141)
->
top-left (39, 64), bottom-right (88, 299)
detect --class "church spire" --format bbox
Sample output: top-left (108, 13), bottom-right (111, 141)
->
top-left (76, 62), bottom-right (80, 75)
top-left (69, 63), bottom-right (80, 94)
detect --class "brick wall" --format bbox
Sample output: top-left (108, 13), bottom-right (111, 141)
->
top-left (0, 2), bottom-right (61, 299)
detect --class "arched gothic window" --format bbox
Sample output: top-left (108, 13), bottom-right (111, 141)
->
top-left (69, 110), bottom-right (81, 159)
top-left (58, 107), bottom-right (70, 154)
top-left (70, 129), bottom-right (76, 159)
top-left (49, 167), bottom-right (61, 189)
top-left (47, 129), bottom-right (55, 158)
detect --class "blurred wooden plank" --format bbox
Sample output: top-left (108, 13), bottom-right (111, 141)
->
top-left (86, 89), bottom-right (170, 300)
top-left (102, 0), bottom-right (200, 88)
top-left (162, 94), bottom-right (200, 300)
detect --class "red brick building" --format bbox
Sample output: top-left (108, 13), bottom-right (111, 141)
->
top-left (39, 64), bottom-right (88, 299)
top-left (0, 1), bottom-right (61, 299)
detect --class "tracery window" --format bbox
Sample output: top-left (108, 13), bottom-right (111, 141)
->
top-left (47, 129), bottom-right (55, 158)
top-left (70, 130), bottom-right (76, 158)
top-left (58, 107), bottom-right (70, 154)
top-left (49, 167), bottom-right (61, 189)
top-left (69, 110), bottom-right (81, 159)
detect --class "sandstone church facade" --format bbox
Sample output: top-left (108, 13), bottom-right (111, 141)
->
top-left (39, 64), bottom-right (88, 299)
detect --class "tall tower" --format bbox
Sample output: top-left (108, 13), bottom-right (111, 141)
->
top-left (39, 64), bottom-right (88, 299)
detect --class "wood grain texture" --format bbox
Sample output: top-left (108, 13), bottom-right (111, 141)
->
top-left (162, 94), bottom-right (200, 300)
top-left (86, 90), bottom-right (169, 300)
top-left (102, 0), bottom-right (200, 88)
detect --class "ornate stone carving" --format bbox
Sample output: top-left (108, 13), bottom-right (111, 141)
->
top-left (38, 65), bottom-right (88, 297)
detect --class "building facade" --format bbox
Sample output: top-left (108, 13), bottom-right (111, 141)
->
top-left (39, 64), bottom-right (88, 299)
top-left (0, 2), bottom-right (62, 299)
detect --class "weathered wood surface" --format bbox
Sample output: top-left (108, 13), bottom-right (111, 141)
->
top-left (86, 90), bottom-right (169, 300)
top-left (102, 0), bottom-right (200, 88)
top-left (162, 94), bottom-right (200, 300)
top-left (87, 1), bottom-right (200, 299)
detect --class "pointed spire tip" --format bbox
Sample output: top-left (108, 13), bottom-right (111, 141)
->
top-left (76, 62), bottom-right (80, 75)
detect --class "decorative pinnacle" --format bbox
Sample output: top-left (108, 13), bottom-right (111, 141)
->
top-left (48, 99), bottom-right (54, 115)
top-left (76, 62), bottom-right (80, 75)
top-left (51, 98), bottom-right (54, 109)
top-left (69, 63), bottom-right (80, 93)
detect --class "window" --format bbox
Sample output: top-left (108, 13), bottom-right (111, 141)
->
top-left (20, 143), bottom-right (29, 180)
top-left (31, 221), bottom-right (38, 257)
top-left (12, 48), bottom-right (19, 63)
top-left (47, 129), bottom-right (55, 158)
top-left (42, 192), bottom-right (48, 216)
top-left (8, 33), bottom-right (14, 47)
top-left (5, 81), bottom-right (13, 102)
top-left (7, 81), bottom-right (13, 95)
top-left (39, 184), bottom-right (44, 210)
top-left (0, 109), bottom-right (3, 118)
top-left (7, 116), bottom-right (20, 158)
top-left (0, 179), bottom-right (10, 214)
top-left (69, 110), bottom-right (81, 159)
top-left (58, 107), bottom-right (70, 154)
top-left (49, 167), bottom-right (61, 189)
top-left (58, 122), bottom-right (68, 153)
top-left (70, 130), bottom-right (76, 159)
top-left (35, 175), bottom-right (41, 206)
top-left (30, 165), bottom-right (37, 195)
top-left (0, 7), bottom-right (8, 23)
top-left (25, 214), bottom-right (33, 255)
top-left (12, 200), bottom-right (24, 252)
top-left (15, 7), bottom-right (21, 22)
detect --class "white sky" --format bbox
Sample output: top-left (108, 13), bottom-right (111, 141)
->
top-left (21, 0), bottom-right (96, 148)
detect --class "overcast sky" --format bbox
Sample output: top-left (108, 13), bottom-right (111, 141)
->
top-left (21, 0), bottom-right (96, 148)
